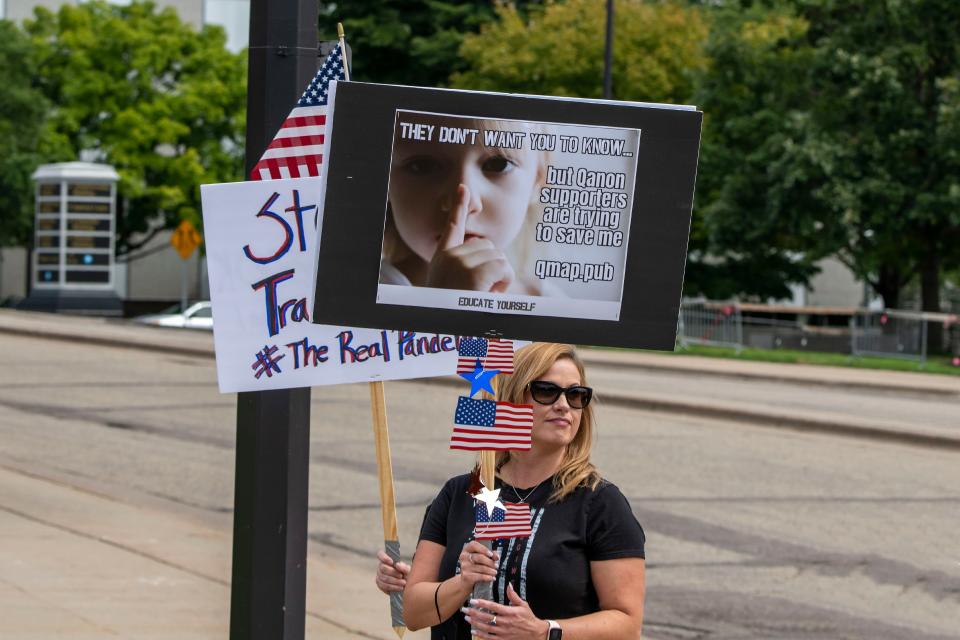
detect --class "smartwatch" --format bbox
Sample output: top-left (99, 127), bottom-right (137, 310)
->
top-left (546, 619), bottom-right (562, 639)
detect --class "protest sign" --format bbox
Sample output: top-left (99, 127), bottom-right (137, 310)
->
top-left (312, 82), bottom-right (702, 350)
top-left (201, 176), bottom-right (466, 393)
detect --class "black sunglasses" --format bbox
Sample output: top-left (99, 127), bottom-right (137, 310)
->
top-left (527, 381), bottom-right (593, 409)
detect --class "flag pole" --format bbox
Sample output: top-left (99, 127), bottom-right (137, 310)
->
top-left (340, 20), bottom-right (403, 635)
top-left (471, 376), bottom-right (499, 635)
top-left (479, 372), bottom-right (501, 489)
top-left (338, 22), bottom-right (350, 81)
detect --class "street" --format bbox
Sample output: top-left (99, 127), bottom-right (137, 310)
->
top-left (1, 330), bottom-right (958, 639)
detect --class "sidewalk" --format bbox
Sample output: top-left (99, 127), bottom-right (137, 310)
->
top-left (1, 308), bottom-right (958, 449)
top-left (0, 462), bottom-right (424, 640)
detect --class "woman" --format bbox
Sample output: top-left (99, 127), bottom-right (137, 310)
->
top-left (381, 342), bottom-right (645, 639)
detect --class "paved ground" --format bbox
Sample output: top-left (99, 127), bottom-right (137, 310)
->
top-left (0, 462), bottom-right (399, 639)
top-left (1, 311), bottom-right (958, 639)
top-left (2, 309), bottom-right (957, 448)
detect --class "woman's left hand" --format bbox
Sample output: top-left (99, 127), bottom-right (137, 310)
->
top-left (463, 583), bottom-right (548, 639)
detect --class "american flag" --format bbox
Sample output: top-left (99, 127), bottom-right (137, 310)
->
top-left (250, 44), bottom-right (345, 180)
top-left (474, 501), bottom-right (532, 540)
top-left (450, 397), bottom-right (533, 451)
top-left (456, 338), bottom-right (515, 374)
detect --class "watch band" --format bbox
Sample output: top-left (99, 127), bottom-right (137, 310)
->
top-left (546, 619), bottom-right (562, 639)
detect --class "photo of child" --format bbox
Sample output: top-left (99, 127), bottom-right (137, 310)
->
top-left (375, 108), bottom-right (641, 321)
top-left (380, 111), bottom-right (550, 295)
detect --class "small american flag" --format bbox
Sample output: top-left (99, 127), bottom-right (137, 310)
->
top-left (456, 338), bottom-right (515, 374)
top-left (474, 501), bottom-right (532, 540)
top-left (450, 397), bottom-right (533, 451)
top-left (250, 44), bottom-right (345, 180)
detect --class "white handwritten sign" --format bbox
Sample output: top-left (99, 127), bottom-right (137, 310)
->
top-left (201, 177), bottom-right (464, 393)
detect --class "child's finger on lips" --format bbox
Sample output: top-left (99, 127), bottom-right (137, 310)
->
top-left (490, 268), bottom-right (515, 293)
top-left (438, 183), bottom-right (470, 251)
top-left (477, 260), bottom-right (514, 292)
top-left (455, 247), bottom-right (506, 269)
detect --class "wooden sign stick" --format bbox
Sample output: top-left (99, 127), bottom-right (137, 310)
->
top-left (341, 23), bottom-right (404, 638)
top-left (369, 380), bottom-right (405, 638)
top-left (331, 21), bottom-right (404, 639)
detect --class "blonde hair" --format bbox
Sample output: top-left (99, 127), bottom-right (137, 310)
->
top-left (496, 343), bottom-right (601, 502)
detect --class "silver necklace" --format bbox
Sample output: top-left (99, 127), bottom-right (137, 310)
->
top-left (509, 478), bottom-right (548, 503)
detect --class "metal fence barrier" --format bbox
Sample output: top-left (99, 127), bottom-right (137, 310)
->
top-left (741, 316), bottom-right (851, 353)
top-left (677, 299), bottom-right (743, 351)
top-left (850, 310), bottom-right (928, 364)
top-left (678, 301), bottom-right (959, 365)
top-left (850, 309), bottom-right (960, 366)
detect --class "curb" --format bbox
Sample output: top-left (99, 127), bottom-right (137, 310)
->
top-left (598, 392), bottom-right (960, 451)
top-left (3, 319), bottom-right (957, 450)
top-left (0, 322), bottom-right (215, 360)
top-left (422, 376), bottom-right (960, 451)
top-left (577, 352), bottom-right (960, 399)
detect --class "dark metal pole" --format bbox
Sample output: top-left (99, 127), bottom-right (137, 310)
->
top-left (229, 1), bottom-right (317, 639)
top-left (603, 0), bottom-right (614, 99)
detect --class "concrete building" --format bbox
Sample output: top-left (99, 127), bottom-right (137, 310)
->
top-left (788, 257), bottom-right (875, 309)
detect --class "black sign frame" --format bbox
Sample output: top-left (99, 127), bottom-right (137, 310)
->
top-left (312, 82), bottom-right (702, 349)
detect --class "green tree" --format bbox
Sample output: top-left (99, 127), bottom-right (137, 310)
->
top-left (797, 0), bottom-right (960, 317)
top-left (25, 0), bottom-right (247, 255)
top-left (690, 3), bottom-right (824, 300)
top-left (0, 20), bottom-right (47, 247)
top-left (320, 1), bottom-right (544, 87)
top-left (694, 0), bottom-right (960, 315)
top-left (453, 0), bottom-right (707, 103)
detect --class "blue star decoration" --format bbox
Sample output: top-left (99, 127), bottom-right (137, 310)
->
top-left (459, 359), bottom-right (500, 397)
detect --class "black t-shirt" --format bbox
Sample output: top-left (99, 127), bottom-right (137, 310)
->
top-left (418, 473), bottom-right (645, 640)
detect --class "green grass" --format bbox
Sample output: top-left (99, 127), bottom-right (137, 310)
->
top-left (671, 344), bottom-right (960, 376)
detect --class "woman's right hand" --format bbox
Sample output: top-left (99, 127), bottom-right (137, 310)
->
top-left (457, 540), bottom-right (500, 588)
top-left (426, 184), bottom-right (515, 293)
top-left (375, 549), bottom-right (411, 594)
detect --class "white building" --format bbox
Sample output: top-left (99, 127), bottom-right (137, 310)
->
top-left (788, 257), bottom-right (874, 309)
